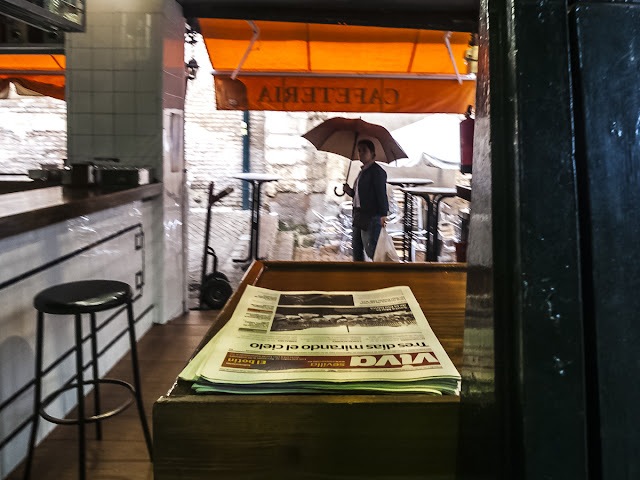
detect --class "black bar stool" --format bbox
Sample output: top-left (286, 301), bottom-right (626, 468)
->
top-left (23, 280), bottom-right (153, 480)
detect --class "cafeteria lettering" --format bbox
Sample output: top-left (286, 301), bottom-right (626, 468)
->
top-left (257, 86), bottom-right (400, 105)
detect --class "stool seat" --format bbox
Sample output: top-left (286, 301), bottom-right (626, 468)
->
top-left (25, 279), bottom-right (152, 480)
top-left (34, 280), bottom-right (132, 314)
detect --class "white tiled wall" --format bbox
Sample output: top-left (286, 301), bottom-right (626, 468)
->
top-left (65, 0), bottom-right (187, 324)
top-left (66, 1), bottom-right (168, 168)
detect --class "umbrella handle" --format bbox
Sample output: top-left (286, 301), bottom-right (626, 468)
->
top-left (334, 151), bottom-right (355, 197)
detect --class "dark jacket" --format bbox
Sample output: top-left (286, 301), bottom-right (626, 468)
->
top-left (348, 162), bottom-right (389, 218)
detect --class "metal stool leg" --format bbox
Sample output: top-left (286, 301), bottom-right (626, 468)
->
top-left (74, 313), bottom-right (86, 480)
top-left (23, 311), bottom-right (44, 480)
top-left (125, 301), bottom-right (153, 460)
top-left (89, 313), bottom-right (102, 440)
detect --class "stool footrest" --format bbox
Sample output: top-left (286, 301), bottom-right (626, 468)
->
top-left (39, 378), bottom-right (136, 425)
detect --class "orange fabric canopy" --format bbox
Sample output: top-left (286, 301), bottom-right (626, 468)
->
top-left (0, 54), bottom-right (65, 100)
top-left (199, 19), bottom-right (476, 113)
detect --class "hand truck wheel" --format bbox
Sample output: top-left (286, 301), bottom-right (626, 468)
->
top-left (201, 275), bottom-right (232, 309)
top-left (209, 271), bottom-right (229, 283)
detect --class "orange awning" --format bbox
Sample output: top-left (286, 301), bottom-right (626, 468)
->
top-left (0, 54), bottom-right (65, 100)
top-left (199, 19), bottom-right (476, 113)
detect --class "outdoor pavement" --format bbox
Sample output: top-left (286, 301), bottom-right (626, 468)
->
top-left (186, 197), bottom-right (452, 309)
top-left (187, 207), bottom-right (292, 309)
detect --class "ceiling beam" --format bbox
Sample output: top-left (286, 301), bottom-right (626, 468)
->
top-left (179, 1), bottom-right (479, 33)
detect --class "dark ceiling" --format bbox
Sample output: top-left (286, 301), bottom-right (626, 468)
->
top-left (177, 0), bottom-right (479, 33)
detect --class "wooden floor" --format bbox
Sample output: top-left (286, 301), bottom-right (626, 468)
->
top-left (6, 310), bottom-right (219, 480)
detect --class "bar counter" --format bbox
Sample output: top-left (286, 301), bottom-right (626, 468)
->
top-left (0, 182), bottom-right (165, 471)
top-left (0, 183), bottom-right (162, 240)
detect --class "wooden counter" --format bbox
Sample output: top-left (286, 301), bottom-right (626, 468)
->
top-left (154, 261), bottom-right (466, 480)
top-left (0, 183), bottom-right (162, 240)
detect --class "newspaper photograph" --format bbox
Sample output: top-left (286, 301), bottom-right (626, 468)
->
top-left (180, 285), bottom-right (460, 395)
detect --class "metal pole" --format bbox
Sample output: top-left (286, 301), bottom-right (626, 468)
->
top-left (242, 111), bottom-right (250, 210)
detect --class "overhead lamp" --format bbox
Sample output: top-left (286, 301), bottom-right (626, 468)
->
top-left (464, 34), bottom-right (479, 75)
top-left (185, 23), bottom-right (199, 80)
top-left (186, 58), bottom-right (199, 80)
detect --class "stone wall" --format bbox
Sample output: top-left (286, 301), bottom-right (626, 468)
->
top-left (0, 87), bottom-right (67, 173)
top-left (260, 110), bottom-right (436, 229)
top-left (183, 37), bottom-right (341, 227)
top-left (262, 111), bottom-right (338, 227)
top-left (184, 36), bottom-right (269, 210)
top-left (184, 38), bottom-right (243, 209)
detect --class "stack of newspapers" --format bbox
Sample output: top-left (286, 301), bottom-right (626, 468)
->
top-left (179, 285), bottom-right (461, 395)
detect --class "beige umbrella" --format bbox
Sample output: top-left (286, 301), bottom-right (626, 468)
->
top-left (302, 117), bottom-right (408, 196)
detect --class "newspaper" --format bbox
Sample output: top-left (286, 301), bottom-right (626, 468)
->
top-left (180, 285), bottom-right (460, 395)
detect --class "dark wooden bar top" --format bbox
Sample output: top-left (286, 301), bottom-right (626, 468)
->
top-left (0, 183), bottom-right (163, 240)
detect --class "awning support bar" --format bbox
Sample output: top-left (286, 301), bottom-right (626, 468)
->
top-left (0, 70), bottom-right (65, 75)
top-left (231, 20), bottom-right (260, 80)
top-left (213, 70), bottom-right (475, 81)
top-left (443, 31), bottom-right (463, 85)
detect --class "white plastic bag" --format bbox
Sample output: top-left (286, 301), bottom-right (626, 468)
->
top-left (373, 228), bottom-right (400, 262)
